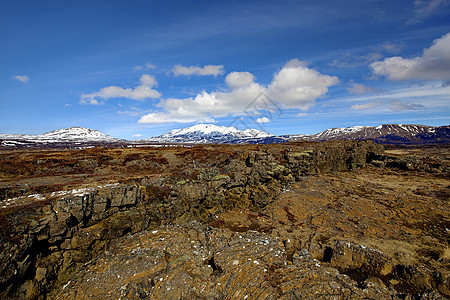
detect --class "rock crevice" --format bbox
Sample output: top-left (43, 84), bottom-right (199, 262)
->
top-left (1, 140), bottom-right (448, 299)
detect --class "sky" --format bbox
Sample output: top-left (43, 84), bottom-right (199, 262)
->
top-left (1, 0), bottom-right (450, 139)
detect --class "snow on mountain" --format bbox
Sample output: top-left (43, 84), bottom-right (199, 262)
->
top-left (147, 124), bottom-right (276, 144)
top-left (318, 124), bottom-right (432, 140)
top-left (148, 123), bottom-right (448, 145)
top-left (315, 126), bottom-right (369, 139)
top-left (1, 123), bottom-right (448, 149)
top-left (0, 127), bottom-right (121, 147)
top-left (288, 124), bottom-right (448, 143)
top-left (40, 127), bottom-right (120, 142)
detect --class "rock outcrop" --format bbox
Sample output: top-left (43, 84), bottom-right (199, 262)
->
top-left (0, 140), bottom-right (448, 299)
top-left (52, 225), bottom-right (398, 299)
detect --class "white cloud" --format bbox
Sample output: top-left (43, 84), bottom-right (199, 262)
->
top-left (117, 110), bottom-right (141, 117)
top-left (225, 72), bottom-right (256, 89)
top-left (407, 0), bottom-right (449, 25)
top-left (80, 74), bottom-right (161, 105)
top-left (351, 99), bottom-right (424, 112)
top-left (12, 75), bottom-right (29, 83)
top-left (268, 59), bottom-right (339, 110)
top-left (172, 64), bottom-right (225, 77)
top-left (256, 117), bottom-right (270, 123)
top-left (140, 74), bottom-right (157, 87)
top-left (347, 83), bottom-right (450, 105)
top-left (347, 82), bottom-right (378, 94)
top-left (329, 43), bottom-right (403, 69)
top-left (139, 59), bottom-right (339, 124)
top-left (138, 111), bottom-right (216, 124)
top-left (134, 62), bottom-right (156, 71)
top-left (351, 100), bottom-right (384, 110)
top-left (131, 134), bottom-right (143, 138)
top-left (320, 82), bottom-right (448, 120)
top-left (379, 43), bottom-right (403, 54)
top-left (139, 83), bottom-right (266, 124)
top-left (370, 33), bottom-right (450, 81)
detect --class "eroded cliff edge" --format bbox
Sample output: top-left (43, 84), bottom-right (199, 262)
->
top-left (0, 141), bottom-right (449, 299)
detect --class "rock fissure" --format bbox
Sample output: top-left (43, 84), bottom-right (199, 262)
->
top-left (0, 141), bottom-right (448, 298)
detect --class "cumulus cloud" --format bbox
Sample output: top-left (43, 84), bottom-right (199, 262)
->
top-left (268, 59), bottom-right (339, 110)
top-left (138, 111), bottom-right (216, 124)
top-left (80, 74), bottom-right (161, 105)
top-left (12, 75), bottom-right (29, 83)
top-left (407, 0), bottom-right (449, 25)
top-left (134, 62), bottom-right (156, 71)
top-left (225, 72), bottom-right (256, 89)
top-left (256, 117), bottom-right (270, 123)
top-left (370, 33), bottom-right (450, 81)
top-left (139, 59), bottom-right (339, 124)
top-left (172, 64), bottom-right (225, 77)
top-left (139, 83), bottom-right (266, 124)
top-left (347, 82), bottom-right (378, 94)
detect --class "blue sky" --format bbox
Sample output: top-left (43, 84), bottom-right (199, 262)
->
top-left (1, 0), bottom-right (449, 138)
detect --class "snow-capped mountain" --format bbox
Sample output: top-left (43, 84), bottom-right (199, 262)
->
top-left (40, 127), bottom-right (120, 142)
top-left (1, 123), bottom-right (448, 149)
top-left (287, 124), bottom-right (450, 144)
top-left (311, 124), bottom-right (432, 140)
top-left (146, 124), bottom-right (286, 144)
top-left (0, 127), bottom-right (122, 148)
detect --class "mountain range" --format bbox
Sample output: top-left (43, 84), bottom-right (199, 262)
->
top-left (286, 124), bottom-right (450, 144)
top-left (1, 124), bottom-right (449, 149)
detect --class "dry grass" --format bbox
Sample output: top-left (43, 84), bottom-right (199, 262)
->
top-left (439, 241), bottom-right (450, 263)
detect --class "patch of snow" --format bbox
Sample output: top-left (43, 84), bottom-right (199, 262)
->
top-left (62, 281), bottom-right (71, 290)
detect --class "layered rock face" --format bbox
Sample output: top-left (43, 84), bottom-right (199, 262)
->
top-left (0, 141), bottom-right (448, 299)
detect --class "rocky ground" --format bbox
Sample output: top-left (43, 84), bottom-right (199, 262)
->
top-left (0, 141), bottom-right (449, 299)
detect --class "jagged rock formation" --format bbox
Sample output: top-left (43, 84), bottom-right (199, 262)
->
top-left (0, 140), bottom-right (449, 299)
